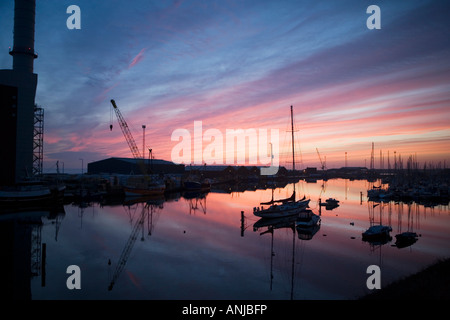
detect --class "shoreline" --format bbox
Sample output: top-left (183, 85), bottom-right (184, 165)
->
top-left (359, 257), bottom-right (450, 299)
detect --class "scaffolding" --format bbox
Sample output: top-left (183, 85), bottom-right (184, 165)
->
top-left (33, 105), bottom-right (44, 177)
top-left (30, 224), bottom-right (42, 277)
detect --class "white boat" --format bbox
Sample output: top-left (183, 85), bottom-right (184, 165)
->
top-left (0, 185), bottom-right (51, 201)
top-left (0, 182), bottom-right (65, 207)
top-left (253, 197), bottom-right (310, 218)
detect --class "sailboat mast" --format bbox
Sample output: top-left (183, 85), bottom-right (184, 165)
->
top-left (290, 105), bottom-right (297, 200)
top-left (291, 105), bottom-right (295, 172)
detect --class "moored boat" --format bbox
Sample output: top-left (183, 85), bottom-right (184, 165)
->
top-left (362, 225), bottom-right (392, 241)
top-left (394, 231), bottom-right (419, 248)
top-left (320, 198), bottom-right (339, 206)
top-left (253, 197), bottom-right (310, 218)
top-left (183, 180), bottom-right (211, 191)
top-left (296, 211), bottom-right (321, 240)
top-left (124, 184), bottom-right (165, 197)
top-left (296, 210), bottom-right (321, 228)
top-left (124, 175), bottom-right (166, 197)
top-left (0, 181), bottom-right (65, 208)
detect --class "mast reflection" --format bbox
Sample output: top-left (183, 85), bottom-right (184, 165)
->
top-left (183, 191), bottom-right (208, 215)
top-left (252, 208), bottom-right (321, 299)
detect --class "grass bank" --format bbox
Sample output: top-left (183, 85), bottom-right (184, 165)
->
top-left (360, 257), bottom-right (450, 299)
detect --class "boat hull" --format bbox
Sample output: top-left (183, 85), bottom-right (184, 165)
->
top-left (253, 199), bottom-right (310, 218)
top-left (183, 181), bottom-right (211, 191)
top-left (362, 225), bottom-right (392, 242)
top-left (124, 185), bottom-right (165, 197)
top-left (296, 212), bottom-right (321, 228)
top-left (0, 184), bottom-right (65, 209)
top-left (253, 215), bottom-right (298, 231)
top-left (394, 232), bottom-right (418, 248)
top-left (297, 214), bottom-right (321, 240)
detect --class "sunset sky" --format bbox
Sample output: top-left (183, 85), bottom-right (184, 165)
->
top-left (1, 0), bottom-right (449, 173)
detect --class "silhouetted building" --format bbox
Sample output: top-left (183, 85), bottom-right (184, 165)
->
top-left (338, 167), bottom-right (368, 174)
top-left (0, 0), bottom-right (39, 185)
top-left (303, 167), bottom-right (318, 174)
top-left (87, 157), bottom-right (185, 175)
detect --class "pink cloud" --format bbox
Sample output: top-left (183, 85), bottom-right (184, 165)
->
top-left (128, 48), bottom-right (146, 69)
top-left (51, 41), bottom-right (450, 170)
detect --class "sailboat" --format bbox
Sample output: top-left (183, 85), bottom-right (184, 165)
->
top-left (253, 105), bottom-right (310, 219)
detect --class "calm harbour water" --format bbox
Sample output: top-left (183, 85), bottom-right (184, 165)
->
top-left (5, 178), bottom-right (449, 300)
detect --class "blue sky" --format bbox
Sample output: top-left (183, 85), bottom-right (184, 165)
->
top-left (1, 0), bottom-right (449, 173)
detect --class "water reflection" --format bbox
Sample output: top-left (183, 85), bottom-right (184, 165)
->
top-left (252, 211), bottom-right (322, 299)
top-left (108, 201), bottom-right (163, 291)
top-left (362, 200), bottom-right (424, 250)
top-left (183, 191), bottom-right (208, 215)
top-left (1, 178), bottom-right (449, 300)
top-left (0, 204), bottom-right (65, 300)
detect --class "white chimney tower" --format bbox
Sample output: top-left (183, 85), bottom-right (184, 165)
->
top-left (9, 0), bottom-right (38, 73)
top-left (0, 0), bottom-right (39, 184)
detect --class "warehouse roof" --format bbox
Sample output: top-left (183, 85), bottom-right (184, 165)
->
top-left (99, 157), bottom-right (178, 165)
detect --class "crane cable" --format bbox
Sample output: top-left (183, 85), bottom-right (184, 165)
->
top-left (110, 102), bottom-right (113, 131)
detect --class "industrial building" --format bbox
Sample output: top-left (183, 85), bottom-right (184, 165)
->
top-left (0, 0), bottom-right (40, 186)
top-left (87, 157), bottom-right (185, 175)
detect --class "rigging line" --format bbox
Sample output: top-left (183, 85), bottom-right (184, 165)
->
top-left (245, 215), bottom-right (260, 222)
